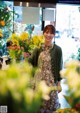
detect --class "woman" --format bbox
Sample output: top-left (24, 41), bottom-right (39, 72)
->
top-left (28, 25), bottom-right (63, 113)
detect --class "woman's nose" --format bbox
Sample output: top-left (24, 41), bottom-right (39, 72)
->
top-left (47, 33), bottom-right (51, 36)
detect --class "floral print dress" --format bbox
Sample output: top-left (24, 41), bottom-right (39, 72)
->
top-left (34, 45), bottom-right (60, 113)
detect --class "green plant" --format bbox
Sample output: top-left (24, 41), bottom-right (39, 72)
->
top-left (0, 1), bottom-right (12, 30)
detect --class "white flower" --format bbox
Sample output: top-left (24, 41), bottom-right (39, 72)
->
top-left (38, 80), bottom-right (50, 100)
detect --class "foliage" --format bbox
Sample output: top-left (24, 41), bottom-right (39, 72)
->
top-left (0, 1), bottom-right (19, 38)
top-left (60, 60), bottom-right (80, 111)
top-left (0, 61), bottom-right (51, 113)
top-left (0, 1), bottom-right (13, 31)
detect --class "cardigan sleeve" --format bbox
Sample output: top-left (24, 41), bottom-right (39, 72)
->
top-left (50, 44), bottom-right (63, 82)
top-left (57, 46), bottom-right (63, 81)
top-left (28, 48), bottom-right (40, 67)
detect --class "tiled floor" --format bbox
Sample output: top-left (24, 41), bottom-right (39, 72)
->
top-left (58, 79), bottom-right (71, 108)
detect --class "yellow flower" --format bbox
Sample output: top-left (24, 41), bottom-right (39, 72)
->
top-left (37, 80), bottom-right (51, 100)
top-left (6, 79), bottom-right (16, 91)
top-left (8, 33), bottom-right (20, 46)
top-left (9, 33), bottom-right (19, 41)
top-left (38, 35), bottom-right (44, 43)
top-left (13, 39), bottom-right (19, 46)
top-left (0, 29), bottom-right (3, 37)
top-left (0, 20), bottom-right (5, 26)
top-left (31, 35), bottom-right (39, 45)
top-left (24, 88), bottom-right (34, 104)
top-left (19, 32), bottom-right (29, 41)
top-left (31, 35), bottom-right (44, 48)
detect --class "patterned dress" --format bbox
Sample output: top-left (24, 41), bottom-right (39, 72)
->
top-left (34, 45), bottom-right (60, 113)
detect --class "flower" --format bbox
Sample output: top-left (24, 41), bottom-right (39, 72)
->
top-left (8, 33), bottom-right (19, 46)
top-left (38, 80), bottom-right (50, 100)
top-left (0, 61), bottom-right (52, 113)
top-left (29, 35), bottom-right (44, 53)
top-left (0, 29), bottom-right (3, 39)
top-left (60, 60), bottom-right (80, 111)
top-left (7, 32), bottom-right (44, 60)
top-left (18, 32), bottom-right (30, 52)
top-left (19, 31), bottom-right (29, 41)
top-left (9, 45), bottom-right (22, 62)
top-left (0, 20), bottom-right (5, 26)
top-left (7, 33), bottom-right (23, 62)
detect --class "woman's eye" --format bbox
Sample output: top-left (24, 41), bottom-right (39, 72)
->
top-left (45, 31), bottom-right (48, 34)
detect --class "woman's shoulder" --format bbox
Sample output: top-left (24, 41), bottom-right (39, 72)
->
top-left (54, 44), bottom-right (62, 51)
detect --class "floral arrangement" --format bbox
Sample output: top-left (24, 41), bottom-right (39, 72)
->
top-left (0, 61), bottom-right (51, 113)
top-left (59, 60), bottom-right (80, 112)
top-left (7, 32), bottom-right (30, 61)
top-left (7, 32), bottom-right (44, 61)
top-left (7, 33), bottom-right (23, 62)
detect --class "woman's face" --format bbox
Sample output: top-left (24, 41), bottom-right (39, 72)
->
top-left (43, 30), bottom-right (54, 43)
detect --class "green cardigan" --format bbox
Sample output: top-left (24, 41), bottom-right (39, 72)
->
top-left (28, 44), bottom-right (63, 83)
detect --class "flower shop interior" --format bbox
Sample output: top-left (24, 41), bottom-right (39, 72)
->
top-left (0, 0), bottom-right (80, 113)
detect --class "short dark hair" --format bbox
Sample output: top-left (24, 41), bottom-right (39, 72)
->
top-left (43, 25), bottom-right (56, 35)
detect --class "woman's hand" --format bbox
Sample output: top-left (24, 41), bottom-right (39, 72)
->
top-left (24, 52), bottom-right (30, 58)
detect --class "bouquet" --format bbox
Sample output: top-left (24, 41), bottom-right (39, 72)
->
top-left (7, 32), bottom-right (44, 60)
top-left (7, 33), bottom-right (23, 62)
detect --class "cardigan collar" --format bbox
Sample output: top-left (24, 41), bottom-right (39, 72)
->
top-left (41, 43), bottom-right (54, 51)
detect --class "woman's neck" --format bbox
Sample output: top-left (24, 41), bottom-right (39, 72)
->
top-left (45, 41), bottom-right (52, 47)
